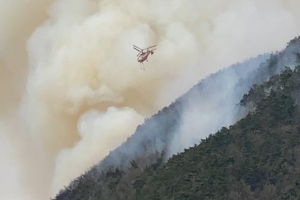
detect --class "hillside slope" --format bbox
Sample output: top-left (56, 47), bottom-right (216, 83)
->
top-left (54, 37), bottom-right (300, 200)
top-left (132, 65), bottom-right (300, 200)
top-left (96, 36), bottom-right (300, 174)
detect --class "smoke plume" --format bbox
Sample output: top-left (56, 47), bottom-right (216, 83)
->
top-left (1, 0), bottom-right (300, 199)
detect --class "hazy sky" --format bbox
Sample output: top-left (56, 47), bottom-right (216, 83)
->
top-left (0, 0), bottom-right (300, 199)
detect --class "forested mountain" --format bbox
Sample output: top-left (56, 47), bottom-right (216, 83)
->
top-left (132, 65), bottom-right (300, 200)
top-left (54, 37), bottom-right (300, 200)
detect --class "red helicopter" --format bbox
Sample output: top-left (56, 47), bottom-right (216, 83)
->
top-left (133, 45), bottom-right (157, 70)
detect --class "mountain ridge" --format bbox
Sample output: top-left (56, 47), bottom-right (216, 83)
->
top-left (54, 36), bottom-right (300, 200)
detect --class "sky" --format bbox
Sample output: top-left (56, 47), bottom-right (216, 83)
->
top-left (0, 0), bottom-right (300, 199)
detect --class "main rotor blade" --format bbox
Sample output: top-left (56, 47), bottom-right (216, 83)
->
top-left (133, 47), bottom-right (142, 52)
top-left (146, 45), bottom-right (157, 49)
top-left (133, 45), bottom-right (143, 50)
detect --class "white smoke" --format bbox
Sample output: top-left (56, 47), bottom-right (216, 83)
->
top-left (51, 107), bottom-right (144, 194)
top-left (0, 0), bottom-right (300, 199)
top-left (167, 57), bottom-right (267, 155)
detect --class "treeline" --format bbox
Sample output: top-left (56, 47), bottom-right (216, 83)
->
top-left (131, 65), bottom-right (300, 200)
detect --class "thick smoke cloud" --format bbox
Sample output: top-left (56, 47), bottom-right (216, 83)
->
top-left (167, 56), bottom-right (268, 155)
top-left (0, 0), bottom-right (300, 199)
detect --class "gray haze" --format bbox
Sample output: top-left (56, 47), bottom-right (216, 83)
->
top-left (0, 0), bottom-right (300, 199)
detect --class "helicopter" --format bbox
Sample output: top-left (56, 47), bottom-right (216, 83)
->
top-left (133, 45), bottom-right (157, 70)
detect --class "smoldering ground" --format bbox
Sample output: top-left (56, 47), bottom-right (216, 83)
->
top-left (0, 0), bottom-right (300, 199)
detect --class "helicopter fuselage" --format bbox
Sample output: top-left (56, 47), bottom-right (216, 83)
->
top-left (137, 50), bottom-right (154, 63)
